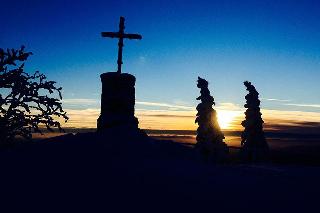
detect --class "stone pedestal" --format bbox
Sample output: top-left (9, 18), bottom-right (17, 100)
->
top-left (97, 72), bottom-right (138, 131)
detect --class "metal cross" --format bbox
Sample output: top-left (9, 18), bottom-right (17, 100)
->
top-left (101, 16), bottom-right (142, 74)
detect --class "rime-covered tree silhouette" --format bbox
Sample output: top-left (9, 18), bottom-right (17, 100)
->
top-left (0, 46), bottom-right (68, 145)
top-left (195, 77), bottom-right (228, 162)
top-left (241, 81), bottom-right (269, 162)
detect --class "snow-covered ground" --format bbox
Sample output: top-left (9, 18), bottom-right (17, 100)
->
top-left (1, 130), bottom-right (320, 211)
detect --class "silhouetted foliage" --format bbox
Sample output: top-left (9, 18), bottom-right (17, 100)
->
top-left (241, 81), bottom-right (269, 162)
top-left (0, 46), bottom-right (68, 145)
top-left (195, 77), bottom-right (228, 162)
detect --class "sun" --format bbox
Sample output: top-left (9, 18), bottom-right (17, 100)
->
top-left (217, 110), bottom-right (241, 129)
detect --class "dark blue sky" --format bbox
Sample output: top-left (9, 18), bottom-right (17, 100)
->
top-left (2, 0), bottom-right (320, 113)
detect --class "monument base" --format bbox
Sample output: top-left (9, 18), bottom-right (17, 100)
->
top-left (97, 72), bottom-right (139, 132)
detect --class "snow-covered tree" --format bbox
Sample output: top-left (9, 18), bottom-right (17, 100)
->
top-left (241, 81), bottom-right (269, 162)
top-left (195, 77), bottom-right (228, 162)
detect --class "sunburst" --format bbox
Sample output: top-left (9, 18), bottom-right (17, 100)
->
top-left (217, 110), bottom-right (241, 129)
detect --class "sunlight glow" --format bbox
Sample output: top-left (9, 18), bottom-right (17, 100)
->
top-left (60, 106), bottom-right (320, 132)
top-left (217, 110), bottom-right (241, 129)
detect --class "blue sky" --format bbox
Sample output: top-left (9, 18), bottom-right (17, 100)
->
top-left (2, 0), bottom-right (320, 128)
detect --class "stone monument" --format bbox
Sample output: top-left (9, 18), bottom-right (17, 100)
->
top-left (97, 17), bottom-right (142, 131)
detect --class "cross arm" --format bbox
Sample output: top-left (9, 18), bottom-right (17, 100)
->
top-left (101, 32), bottom-right (142, 40)
top-left (101, 32), bottom-right (120, 38)
top-left (123, 33), bottom-right (142, 40)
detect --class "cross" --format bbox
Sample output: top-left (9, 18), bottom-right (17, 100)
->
top-left (101, 16), bottom-right (142, 74)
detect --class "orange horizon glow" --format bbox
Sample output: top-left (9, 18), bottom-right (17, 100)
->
top-left (58, 103), bottom-right (320, 133)
top-left (58, 108), bottom-right (245, 131)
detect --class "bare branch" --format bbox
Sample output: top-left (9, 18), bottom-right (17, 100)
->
top-left (0, 46), bottom-right (68, 144)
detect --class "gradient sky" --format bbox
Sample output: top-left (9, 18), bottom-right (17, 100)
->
top-left (2, 0), bottom-right (320, 129)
